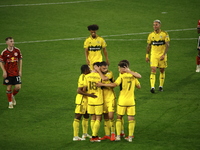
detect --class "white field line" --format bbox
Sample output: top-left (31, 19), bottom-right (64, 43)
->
top-left (0, 28), bottom-right (197, 45)
top-left (0, 0), bottom-right (103, 7)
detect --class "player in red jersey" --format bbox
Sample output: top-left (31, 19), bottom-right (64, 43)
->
top-left (0, 37), bottom-right (23, 109)
top-left (195, 20), bottom-right (200, 72)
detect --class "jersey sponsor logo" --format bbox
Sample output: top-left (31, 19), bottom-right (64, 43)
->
top-left (14, 52), bottom-right (18, 56)
top-left (5, 79), bottom-right (9, 83)
top-left (88, 46), bottom-right (102, 51)
top-left (151, 40), bottom-right (165, 46)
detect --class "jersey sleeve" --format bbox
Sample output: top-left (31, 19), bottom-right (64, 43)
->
top-left (165, 32), bottom-right (170, 42)
top-left (147, 33), bottom-right (152, 44)
top-left (84, 38), bottom-right (89, 49)
top-left (0, 50), bottom-right (6, 62)
top-left (101, 37), bottom-right (107, 48)
top-left (135, 78), bottom-right (140, 87)
top-left (114, 76), bottom-right (122, 86)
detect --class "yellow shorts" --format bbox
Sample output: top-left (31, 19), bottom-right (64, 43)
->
top-left (117, 105), bottom-right (135, 116)
top-left (103, 98), bottom-right (115, 113)
top-left (75, 104), bottom-right (87, 114)
top-left (150, 55), bottom-right (167, 68)
top-left (88, 104), bottom-right (103, 115)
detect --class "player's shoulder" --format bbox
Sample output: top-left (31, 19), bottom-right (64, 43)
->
top-left (1, 48), bottom-right (8, 55)
top-left (148, 31), bottom-right (154, 36)
top-left (161, 30), bottom-right (169, 35)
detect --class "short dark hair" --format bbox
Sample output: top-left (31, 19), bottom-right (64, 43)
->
top-left (118, 62), bottom-right (128, 68)
top-left (100, 61), bottom-right (108, 66)
top-left (119, 60), bottom-right (130, 67)
top-left (87, 24), bottom-right (99, 31)
top-left (5, 37), bottom-right (13, 41)
top-left (93, 62), bottom-right (101, 67)
top-left (81, 65), bottom-right (90, 74)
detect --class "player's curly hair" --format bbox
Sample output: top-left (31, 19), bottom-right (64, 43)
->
top-left (87, 24), bottom-right (99, 31)
top-left (81, 65), bottom-right (90, 74)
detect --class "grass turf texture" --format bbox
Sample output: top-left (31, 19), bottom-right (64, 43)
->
top-left (0, 0), bottom-right (200, 149)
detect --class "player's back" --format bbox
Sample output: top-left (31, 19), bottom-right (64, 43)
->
top-left (84, 72), bottom-right (103, 105)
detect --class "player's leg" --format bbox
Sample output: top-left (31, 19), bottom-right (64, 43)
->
top-left (12, 84), bottom-right (21, 105)
top-left (196, 51), bottom-right (200, 72)
top-left (82, 112), bottom-right (92, 140)
top-left (125, 106), bottom-right (136, 142)
top-left (159, 57), bottom-right (167, 91)
top-left (90, 105), bottom-right (103, 142)
top-left (150, 55), bottom-right (158, 93)
top-left (115, 105), bottom-right (125, 141)
top-left (159, 68), bottom-right (165, 91)
top-left (73, 105), bottom-right (84, 141)
top-left (150, 66), bottom-right (156, 93)
top-left (6, 84), bottom-right (13, 108)
top-left (107, 100), bottom-right (115, 141)
top-left (100, 113), bottom-right (111, 140)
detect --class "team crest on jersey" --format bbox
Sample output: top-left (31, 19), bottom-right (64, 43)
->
top-left (160, 36), bottom-right (162, 39)
top-left (14, 52), bottom-right (18, 56)
top-left (7, 55), bottom-right (10, 57)
top-left (97, 41), bottom-right (100, 44)
top-left (5, 79), bottom-right (9, 83)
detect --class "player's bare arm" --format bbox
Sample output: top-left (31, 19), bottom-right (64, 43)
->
top-left (124, 67), bottom-right (142, 79)
top-left (18, 59), bottom-right (22, 77)
top-left (103, 48), bottom-right (109, 66)
top-left (0, 62), bottom-right (7, 78)
top-left (160, 42), bottom-right (170, 60)
top-left (146, 43), bottom-right (151, 62)
top-left (77, 87), bottom-right (97, 98)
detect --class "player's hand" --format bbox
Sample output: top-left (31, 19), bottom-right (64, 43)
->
top-left (94, 65), bottom-right (100, 72)
top-left (90, 93), bottom-right (97, 98)
top-left (146, 57), bottom-right (150, 63)
top-left (3, 71), bottom-right (7, 78)
top-left (160, 55), bottom-right (165, 60)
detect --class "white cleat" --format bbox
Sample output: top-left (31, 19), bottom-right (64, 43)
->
top-left (12, 95), bottom-right (16, 105)
top-left (125, 136), bottom-right (133, 142)
top-left (115, 135), bottom-right (121, 141)
top-left (73, 136), bottom-right (83, 141)
top-left (8, 103), bottom-right (14, 109)
top-left (82, 133), bottom-right (92, 140)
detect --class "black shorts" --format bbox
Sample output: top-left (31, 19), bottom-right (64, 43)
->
top-left (3, 76), bottom-right (22, 85)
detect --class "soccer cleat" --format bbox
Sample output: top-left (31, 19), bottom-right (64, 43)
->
top-left (82, 133), bottom-right (92, 140)
top-left (125, 136), bottom-right (134, 142)
top-left (150, 88), bottom-right (155, 93)
top-left (90, 137), bottom-right (101, 142)
top-left (8, 104), bottom-right (14, 109)
top-left (115, 135), bottom-right (121, 141)
top-left (120, 133), bottom-right (125, 137)
top-left (100, 135), bottom-right (110, 140)
top-left (159, 86), bottom-right (163, 92)
top-left (12, 95), bottom-right (16, 105)
top-left (73, 136), bottom-right (83, 141)
top-left (110, 133), bottom-right (116, 141)
top-left (196, 65), bottom-right (200, 72)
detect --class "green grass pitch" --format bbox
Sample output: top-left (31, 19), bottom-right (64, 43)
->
top-left (0, 0), bottom-right (199, 149)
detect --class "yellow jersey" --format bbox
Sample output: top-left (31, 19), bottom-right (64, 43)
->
top-left (147, 30), bottom-right (170, 57)
top-left (75, 74), bottom-right (87, 105)
top-left (84, 72), bottom-right (103, 105)
top-left (115, 73), bottom-right (140, 106)
top-left (102, 70), bottom-right (115, 101)
top-left (84, 35), bottom-right (107, 63)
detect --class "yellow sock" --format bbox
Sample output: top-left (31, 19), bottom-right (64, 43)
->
top-left (73, 119), bottom-right (80, 137)
top-left (110, 119), bottom-right (115, 133)
top-left (159, 72), bottom-right (165, 87)
top-left (104, 119), bottom-right (110, 135)
top-left (121, 117), bottom-right (124, 134)
top-left (150, 72), bottom-right (156, 88)
top-left (92, 120), bottom-right (101, 136)
top-left (90, 120), bottom-right (95, 133)
top-left (116, 119), bottom-right (122, 136)
top-left (128, 120), bottom-right (136, 136)
top-left (82, 118), bottom-right (88, 134)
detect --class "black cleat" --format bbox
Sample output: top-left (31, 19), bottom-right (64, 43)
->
top-left (159, 87), bottom-right (163, 92)
top-left (150, 88), bottom-right (155, 93)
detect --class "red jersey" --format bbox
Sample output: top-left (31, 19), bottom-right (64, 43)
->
top-left (0, 47), bottom-right (22, 77)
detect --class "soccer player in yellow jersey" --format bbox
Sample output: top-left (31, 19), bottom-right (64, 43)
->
top-left (83, 62), bottom-right (104, 142)
top-left (146, 20), bottom-right (170, 93)
top-left (95, 61), bottom-right (116, 141)
top-left (84, 24), bottom-right (109, 70)
top-left (96, 61), bottom-right (141, 142)
top-left (73, 65), bottom-right (97, 141)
